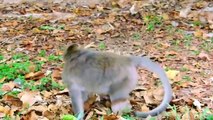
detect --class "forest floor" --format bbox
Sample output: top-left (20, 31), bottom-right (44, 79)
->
top-left (0, 0), bottom-right (213, 120)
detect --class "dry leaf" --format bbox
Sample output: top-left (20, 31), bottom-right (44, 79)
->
top-left (2, 95), bottom-right (23, 107)
top-left (152, 87), bottom-right (164, 101)
top-left (198, 51), bottom-right (211, 61)
top-left (143, 91), bottom-right (154, 104)
top-left (52, 69), bottom-right (62, 80)
top-left (85, 111), bottom-right (94, 120)
top-left (166, 70), bottom-right (180, 80)
top-left (104, 114), bottom-right (119, 120)
top-left (43, 110), bottom-right (55, 119)
top-left (19, 91), bottom-right (42, 107)
top-left (1, 81), bottom-right (16, 91)
top-left (94, 108), bottom-right (107, 115)
top-left (25, 71), bottom-right (44, 79)
top-left (194, 30), bottom-right (203, 37)
top-left (162, 13), bottom-right (169, 20)
top-left (141, 104), bottom-right (149, 112)
top-left (0, 106), bottom-right (10, 115)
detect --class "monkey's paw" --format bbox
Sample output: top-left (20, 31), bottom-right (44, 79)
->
top-left (111, 100), bottom-right (132, 114)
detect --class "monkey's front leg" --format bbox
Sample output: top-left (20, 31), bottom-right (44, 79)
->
top-left (68, 84), bottom-right (84, 119)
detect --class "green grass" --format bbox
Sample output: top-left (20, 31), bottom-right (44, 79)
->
top-left (191, 20), bottom-right (202, 27)
top-left (182, 75), bottom-right (192, 82)
top-left (0, 54), bottom-right (4, 60)
top-left (62, 114), bottom-right (77, 120)
top-left (39, 24), bottom-right (65, 30)
top-left (143, 15), bottom-right (163, 31)
top-left (122, 114), bottom-right (137, 120)
top-left (39, 50), bottom-right (47, 57)
top-left (0, 61), bottom-right (31, 80)
top-left (200, 38), bottom-right (213, 52)
top-left (131, 32), bottom-right (141, 41)
top-left (0, 53), bottom-right (65, 98)
top-left (48, 54), bottom-right (63, 61)
top-left (98, 42), bottom-right (106, 50)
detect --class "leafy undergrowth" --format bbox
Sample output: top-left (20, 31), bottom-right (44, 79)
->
top-left (0, 0), bottom-right (213, 120)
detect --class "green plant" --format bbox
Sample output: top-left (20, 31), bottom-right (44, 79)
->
top-left (199, 108), bottom-right (213, 120)
top-left (98, 42), bottom-right (106, 50)
top-left (40, 25), bottom-right (55, 30)
top-left (12, 53), bottom-right (29, 60)
top-left (0, 61), bottom-right (30, 80)
top-left (39, 50), bottom-right (46, 57)
top-left (183, 34), bottom-right (193, 48)
top-left (182, 75), bottom-right (192, 81)
top-left (34, 61), bottom-right (45, 71)
top-left (167, 105), bottom-right (181, 120)
top-left (0, 54), bottom-right (4, 60)
top-left (200, 38), bottom-right (213, 52)
top-left (192, 20), bottom-right (202, 26)
top-left (122, 114), bottom-right (136, 120)
top-left (171, 39), bottom-right (181, 46)
top-left (36, 77), bottom-right (64, 91)
top-left (7, 90), bottom-right (21, 97)
top-left (39, 24), bottom-right (65, 30)
top-left (144, 15), bottom-right (163, 31)
top-left (180, 67), bottom-right (189, 72)
top-left (191, 50), bottom-right (201, 55)
top-left (62, 114), bottom-right (77, 120)
top-left (3, 115), bottom-right (11, 120)
top-left (131, 32), bottom-right (141, 41)
top-left (52, 80), bottom-right (65, 90)
top-left (48, 55), bottom-right (62, 61)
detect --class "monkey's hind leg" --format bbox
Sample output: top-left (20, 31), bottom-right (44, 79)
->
top-left (82, 91), bottom-right (89, 102)
top-left (109, 78), bottom-right (136, 114)
top-left (68, 84), bottom-right (84, 119)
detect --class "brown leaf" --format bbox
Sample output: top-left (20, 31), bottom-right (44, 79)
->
top-left (25, 71), bottom-right (44, 80)
top-left (43, 110), bottom-right (55, 119)
top-left (143, 91), bottom-right (154, 104)
top-left (48, 104), bottom-right (59, 112)
top-left (152, 87), bottom-right (164, 101)
top-left (141, 104), bottom-right (149, 112)
top-left (0, 106), bottom-right (10, 115)
top-left (84, 95), bottom-right (97, 111)
top-left (85, 111), bottom-right (94, 120)
top-left (2, 95), bottom-right (23, 107)
top-left (198, 51), bottom-right (211, 61)
top-left (51, 69), bottom-right (62, 80)
top-left (94, 108), bottom-right (107, 115)
top-left (194, 30), bottom-right (203, 38)
top-left (1, 81), bottom-right (16, 91)
top-left (104, 114), bottom-right (119, 120)
top-left (21, 111), bottom-right (39, 120)
top-left (19, 91), bottom-right (42, 107)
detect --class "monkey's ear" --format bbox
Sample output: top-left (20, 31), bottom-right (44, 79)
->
top-left (67, 44), bottom-right (79, 53)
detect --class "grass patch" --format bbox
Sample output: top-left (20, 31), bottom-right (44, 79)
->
top-left (131, 32), bottom-right (141, 41)
top-left (0, 53), bottom-right (64, 98)
top-left (143, 15), bottom-right (163, 31)
top-left (48, 54), bottom-right (63, 61)
top-left (98, 42), bottom-right (106, 50)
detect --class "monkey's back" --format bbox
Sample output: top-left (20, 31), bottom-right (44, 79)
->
top-left (63, 50), bottom-right (135, 93)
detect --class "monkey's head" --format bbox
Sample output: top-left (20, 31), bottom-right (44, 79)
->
top-left (63, 44), bottom-right (80, 62)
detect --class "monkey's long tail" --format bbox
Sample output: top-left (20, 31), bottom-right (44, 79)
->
top-left (131, 56), bottom-right (173, 118)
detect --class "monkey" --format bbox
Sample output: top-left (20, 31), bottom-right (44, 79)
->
top-left (62, 44), bottom-right (172, 119)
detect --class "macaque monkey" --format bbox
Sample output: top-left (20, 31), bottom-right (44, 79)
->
top-left (62, 44), bottom-right (172, 119)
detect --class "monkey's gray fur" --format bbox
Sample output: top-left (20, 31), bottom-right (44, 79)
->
top-left (62, 44), bottom-right (172, 119)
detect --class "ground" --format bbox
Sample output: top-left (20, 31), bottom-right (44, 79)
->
top-left (0, 0), bottom-right (213, 120)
